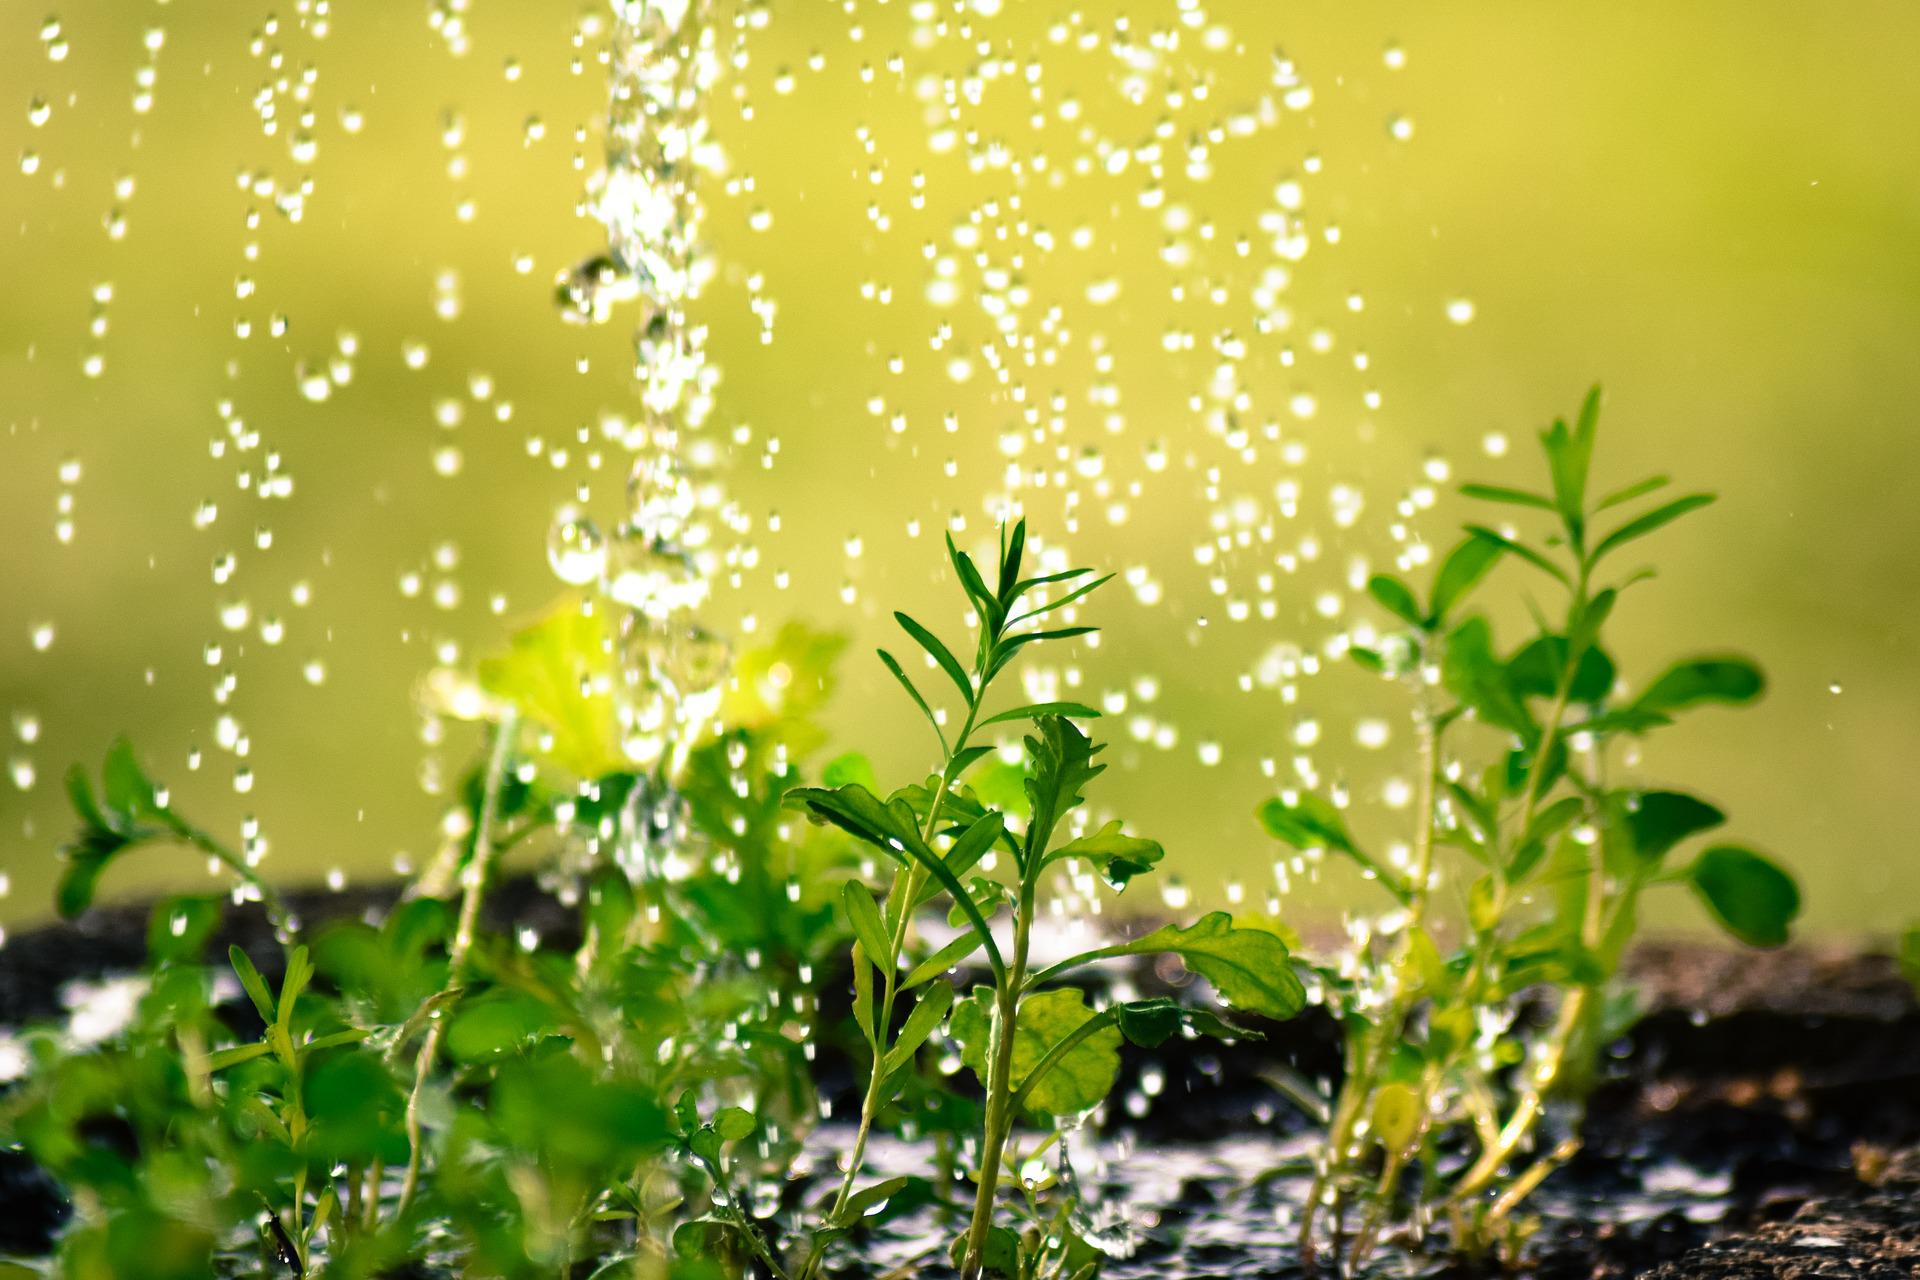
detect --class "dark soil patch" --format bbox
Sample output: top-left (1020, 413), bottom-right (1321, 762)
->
top-left (3, 883), bottom-right (1917, 1277)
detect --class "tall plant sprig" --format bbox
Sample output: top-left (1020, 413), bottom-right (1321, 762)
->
top-left (1272, 388), bottom-right (1800, 1269)
top-left (792, 521), bottom-right (1305, 1280)
top-left (788, 521), bottom-right (1106, 1272)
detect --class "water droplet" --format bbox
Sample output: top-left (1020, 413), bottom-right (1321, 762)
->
top-left (547, 508), bottom-right (607, 585)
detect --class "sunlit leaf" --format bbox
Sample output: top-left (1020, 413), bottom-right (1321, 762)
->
top-left (950, 986), bottom-right (1120, 1116)
top-left (1042, 819), bottom-right (1164, 888)
top-left (1064, 913), bottom-right (1305, 1020)
top-left (475, 600), bottom-right (624, 779)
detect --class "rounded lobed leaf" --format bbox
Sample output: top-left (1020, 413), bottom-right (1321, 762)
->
top-left (1689, 845), bottom-right (1799, 948)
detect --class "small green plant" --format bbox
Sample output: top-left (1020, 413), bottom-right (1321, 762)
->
top-left (7, 617), bottom-right (860, 1279)
top-left (1899, 924), bottom-right (1920, 997)
top-left (1264, 387), bottom-right (1801, 1269)
top-left (786, 521), bottom-right (1306, 1279)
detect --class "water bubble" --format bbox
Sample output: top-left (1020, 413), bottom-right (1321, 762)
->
top-left (1387, 114), bottom-right (1415, 141)
top-left (1445, 298), bottom-right (1476, 325)
top-left (547, 509), bottom-right (607, 585)
top-left (29, 623), bottom-right (56, 652)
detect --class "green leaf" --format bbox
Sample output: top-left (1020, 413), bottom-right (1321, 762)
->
top-left (1256, 792), bottom-right (1357, 856)
top-left (903, 931), bottom-right (984, 988)
top-left (1634, 657), bottom-right (1765, 715)
top-left (277, 945), bottom-right (314, 1036)
top-left (843, 882), bottom-right (894, 971)
top-left (147, 895), bottom-right (222, 966)
top-left (950, 986), bottom-right (1120, 1116)
top-left (1465, 525), bottom-right (1571, 588)
top-left (877, 648), bottom-right (946, 749)
top-left (945, 533), bottom-right (1003, 631)
top-left (1111, 996), bottom-right (1256, 1048)
top-left (975, 700), bottom-right (1101, 729)
top-left (1506, 635), bottom-right (1616, 703)
top-left (1023, 716), bottom-right (1105, 860)
top-left (446, 992), bottom-right (553, 1060)
top-left (475, 601), bottom-right (622, 779)
top-left (1073, 913), bottom-right (1306, 1020)
top-left (997, 519), bottom-right (1027, 602)
top-left (789, 783), bottom-right (1006, 977)
top-left (1592, 493), bottom-right (1715, 562)
top-left (101, 738), bottom-right (157, 820)
top-left (948, 1224), bottom-right (1022, 1278)
top-left (882, 981), bottom-right (954, 1074)
top-left (894, 612), bottom-right (974, 706)
top-left (1442, 617), bottom-right (1536, 737)
top-left (851, 940), bottom-right (877, 1043)
top-left (1008, 572), bottom-right (1112, 626)
top-left (1427, 536), bottom-right (1506, 623)
top-left (1689, 845), bottom-right (1799, 947)
top-left (1043, 820), bottom-right (1164, 888)
top-left (1541, 389), bottom-right (1600, 525)
top-left (228, 944), bottom-right (277, 1025)
top-left (1623, 790), bottom-right (1724, 863)
top-left (1595, 473), bottom-right (1671, 512)
top-left (1459, 483), bottom-right (1558, 512)
top-left (985, 626), bottom-right (1097, 682)
top-left (1366, 575), bottom-right (1424, 628)
top-left (1371, 1081), bottom-right (1423, 1153)
top-left (822, 752), bottom-right (880, 792)
top-left (711, 1107), bottom-right (755, 1142)
top-left (205, 1040), bottom-right (273, 1072)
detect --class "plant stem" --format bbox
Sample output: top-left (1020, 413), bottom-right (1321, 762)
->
top-left (1302, 655), bottom-right (1442, 1269)
top-left (397, 710), bottom-right (517, 1214)
top-left (960, 878), bottom-right (1033, 1280)
top-left (806, 700), bottom-right (983, 1280)
top-left (160, 814), bottom-right (290, 932)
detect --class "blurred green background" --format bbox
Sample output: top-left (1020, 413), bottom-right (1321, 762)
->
top-left (3, 2), bottom-right (1916, 936)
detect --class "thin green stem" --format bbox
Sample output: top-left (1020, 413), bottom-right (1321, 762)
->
top-left (807, 698), bottom-right (984, 1280)
top-left (398, 710), bottom-right (517, 1215)
top-left (961, 878), bottom-right (1033, 1280)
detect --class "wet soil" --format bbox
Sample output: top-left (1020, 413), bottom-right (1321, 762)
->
top-left (3, 881), bottom-right (1917, 1277)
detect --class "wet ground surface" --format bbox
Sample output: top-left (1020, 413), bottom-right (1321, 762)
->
top-left (3, 883), bottom-right (1918, 1277)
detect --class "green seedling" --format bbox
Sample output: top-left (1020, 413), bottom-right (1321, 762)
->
top-left (1266, 387), bottom-right (1800, 1268)
top-left (787, 521), bottom-right (1306, 1279)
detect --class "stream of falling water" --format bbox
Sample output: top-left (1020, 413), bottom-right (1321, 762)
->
top-left (0, 0), bottom-right (1476, 935)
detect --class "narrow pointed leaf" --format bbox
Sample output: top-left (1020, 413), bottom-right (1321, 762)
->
top-left (882, 982), bottom-right (955, 1074)
top-left (1427, 536), bottom-right (1506, 623)
top-left (1460, 483), bottom-right (1557, 512)
top-left (1595, 474), bottom-right (1671, 512)
top-left (876, 648), bottom-right (945, 748)
top-left (1592, 493), bottom-right (1715, 562)
top-left (1007, 573), bottom-right (1112, 627)
top-left (894, 612), bottom-right (974, 706)
top-left (229, 944), bottom-right (277, 1025)
top-left (1465, 525), bottom-right (1571, 587)
top-left (903, 931), bottom-right (985, 988)
top-left (843, 882), bottom-right (894, 971)
top-left (1366, 575), bottom-right (1424, 628)
top-left (976, 700), bottom-right (1101, 729)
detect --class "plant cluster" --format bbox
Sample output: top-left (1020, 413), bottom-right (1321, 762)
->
top-left (1263, 388), bottom-right (1799, 1267)
top-left (0, 392), bottom-right (1802, 1280)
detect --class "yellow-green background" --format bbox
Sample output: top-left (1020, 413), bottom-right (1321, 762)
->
top-left (3, 2), bottom-right (1916, 936)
